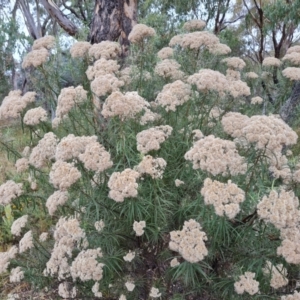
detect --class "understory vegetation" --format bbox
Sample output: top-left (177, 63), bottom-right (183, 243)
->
top-left (1, 20), bottom-right (300, 300)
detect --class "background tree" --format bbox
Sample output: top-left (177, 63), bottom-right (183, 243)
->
top-left (89, 0), bottom-right (138, 55)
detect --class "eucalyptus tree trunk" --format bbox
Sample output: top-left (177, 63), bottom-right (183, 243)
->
top-left (89, 0), bottom-right (138, 56)
top-left (280, 82), bottom-right (300, 125)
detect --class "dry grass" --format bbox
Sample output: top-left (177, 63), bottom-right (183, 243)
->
top-left (1, 277), bottom-right (58, 300)
top-left (0, 121), bottom-right (31, 184)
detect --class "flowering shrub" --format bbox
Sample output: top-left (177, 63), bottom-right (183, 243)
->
top-left (0, 22), bottom-right (300, 300)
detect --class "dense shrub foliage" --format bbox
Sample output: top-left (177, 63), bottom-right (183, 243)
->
top-left (1, 21), bottom-right (300, 300)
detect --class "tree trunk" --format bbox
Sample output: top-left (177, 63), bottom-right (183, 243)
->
top-left (280, 82), bottom-right (300, 125)
top-left (89, 0), bottom-right (138, 56)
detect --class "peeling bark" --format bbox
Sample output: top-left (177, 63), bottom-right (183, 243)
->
top-left (89, 0), bottom-right (138, 56)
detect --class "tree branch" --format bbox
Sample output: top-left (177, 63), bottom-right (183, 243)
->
top-left (41, 15), bottom-right (52, 36)
top-left (61, 0), bottom-right (82, 20)
top-left (40, 0), bottom-right (78, 36)
top-left (78, 0), bottom-right (87, 22)
top-left (224, 14), bottom-right (246, 25)
top-left (18, 0), bottom-right (42, 39)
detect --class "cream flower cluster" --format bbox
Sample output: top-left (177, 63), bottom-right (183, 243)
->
top-left (70, 41), bottom-right (91, 58)
top-left (154, 59), bottom-right (185, 81)
top-left (128, 24), bottom-right (156, 44)
top-left (133, 220), bottom-right (146, 236)
top-left (192, 129), bottom-right (204, 141)
top-left (118, 66), bottom-right (132, 85)
top-left (209, 43), bottom-right (231, 55)
top-left (78, 141), bottom-right (113, 173)
top-left (282, 67), bottom-right (300, 81)
top-left (19, 230), bottom-right (34, 253)
top-left (88, 41), bottom-right (121, 59)
top-left (281, 291), bottom-right (300, 300)
top-left (183, 19), bottom-right (206, 31)
top-left (268, 153), bottom-right (292, 184)
top-left (29, 132), bottom-right (58, 168)
top-left (169, 31), bottom-right (218, 51)
top-left (187, 69), bottom-right (250, 98)
top-left (277, 226), bottom-right (300, 264)
top-left (283, 52), bottom-right (300, 65)
top-left (86, 58), bottom-right (120, 80)
top-left (140, 108), bottom-right (161, 125)
top-left (234, 272), bottom-right (259, 295)
top-left (32, 35), bottom-right (56, 50)
top-left (170, 257), bottom-right (180, 267)
top-left (175, 179), bottom-right (184, 187)
top-left (257, 190), bottom-right (300, 264)
top-left (94, 220), bottom-right (105, 232)
top-left (101, 91), bottom-right (150, 120)
top-left (287, 46), bottom-right (300, 54)
top-left (293, 163), bottom-right (300, 183)
top-left (22, 48), bottom-right (49, 68)
top-left (134, 155), bottom-right (167, 179)
top-left (222, 113), bottom-right (298, 152)
top-left (92, 282), bottom-right (102, 297)
top-left (251, 96), bottom-right (263, 105)
top-left (169, 219), bottom-right (208, 263)
top-left (58, 281), bottom-right (77, 299)
top-left (39, 232), bottom-right (48, 242)
top-left (226, 69), bottom-right (241, 81)
top-left (149, 287), bottom-right (162, 298)
top-left (123, 250), bottom-right (135, 262)
top-left (0, 90), bottom-right (36, 120)
top-left (11, 215), bottom-right (28, 236)
top-left (46, 191), bottom-right (69, 216)
top-left (201, 178), bottom-right (245, 219)
top-left (22, 36), bottom-right (55, 68)
top-left (245, 72), bottom-right (259, 79)
top-left (157, 47), bottom-right (173, 59)
top-left (136, 125), bottom-right (173, 154)
top-left (0, 246), bottom-right (18, 274)
top-left (221, 57), bottom-right (246, 70)
top-left (22, 146), bottom-right (30, 158)
top-left (262, 57), bottom-right (282, 67)
top-left (70, 248), bottom-right (104, 281)
top-left (55, 134), bottom-right (97, 161)
top-left (208, 106), bottom-right (223, 121)
top-left (0, 180), bottom-right (23, 206)
top-left (108, 169), bottom-right (140, 202)
top-left (184, 135), bottom-right (247, 176)
top-left (23, 107), bottom-right (48, 125)
top-left (49, 161), bottom-right (81, 190)
top-left (44, 217), bottom-right (87, 279)
top-left (155, 80), bottom-right (191, 111)
top-left (262, 261), bottom-right (288, 289)
top-left (53, 218), bottom-right (88, 248)
top-left (221, 112), bottom-right (249, 138)
top-left (53, 85), bottom-right (88, 123)
top-left (227, 79), bottom-right (250, 98)
top-left (125, 281), bottom-right (135, 291)
top-left (90, 74), bottom-right (124, 97)
top-left (245, 115), bottom-right (297, 151)
top-left (257, 190), bottom-right (300, 229)
top-left (9, 267), bottom-right (24, 283)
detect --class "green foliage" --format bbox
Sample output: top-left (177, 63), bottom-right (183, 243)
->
top-left (0, 18), bottom-right (20, 100)
top-left (0, 21), bottom-right (300, 300)
top-left (264, 0), bottom-right (300, 28)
